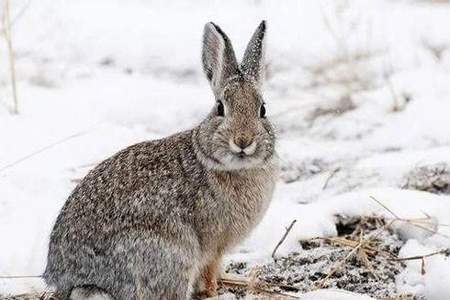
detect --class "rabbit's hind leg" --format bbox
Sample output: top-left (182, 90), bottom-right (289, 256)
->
top-left (113, 232), bottom-right (201, 300)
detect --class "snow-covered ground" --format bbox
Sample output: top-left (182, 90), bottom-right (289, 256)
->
top-left (1, 0), bottom-right (450, 299)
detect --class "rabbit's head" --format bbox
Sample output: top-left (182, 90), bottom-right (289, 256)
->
top-left (195, 21), bottom-right (276, 170)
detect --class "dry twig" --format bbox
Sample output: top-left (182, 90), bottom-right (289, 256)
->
top-left (0, 129), bottom-right (91, 175)
top-left (389, 248), bottom-right (450, 262)
top-left (322, 166), bottom-right (341, 190)
top-left (271, 219), bottom-right (297, 260)
top-left (369, 196), bottom-right (450, 239)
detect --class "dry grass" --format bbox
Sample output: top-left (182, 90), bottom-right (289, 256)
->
top-left (216, 275), bottom-right (300, 299)
top-left (1, 0), bottom-right (19, 114)
top-left (307, 197), bottom-right (449, 293)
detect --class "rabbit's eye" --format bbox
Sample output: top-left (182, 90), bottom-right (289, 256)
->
top-left (216, 100), bottom-right (225, 117)
top-left (259, 103), bottom-right (266, 118)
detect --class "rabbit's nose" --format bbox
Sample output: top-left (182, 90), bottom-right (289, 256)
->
top-left (230, 136), bottom-right (256, 155)
top-left (234, 136), bottom-right (253, 149)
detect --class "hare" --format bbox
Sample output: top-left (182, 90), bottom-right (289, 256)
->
top-left (43, 21), bottom-right (278, 300)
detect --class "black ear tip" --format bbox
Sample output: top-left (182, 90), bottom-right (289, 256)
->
top-left (206, 22), bottom-right (219, 31)
top-left (259, 20), bottom-right (267, 31)
top-left (205, 22), bottom-right (226, 38)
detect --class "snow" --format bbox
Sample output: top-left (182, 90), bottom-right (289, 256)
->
top-left (301, 289), bottom-right (375, 300)
top-left (1, 0), bottom-right (450, 299)
top-left (396, 239), bottom-right (450, 300)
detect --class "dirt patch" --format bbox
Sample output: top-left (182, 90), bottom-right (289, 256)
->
top-left (221, 217), bottom-right (421, 299)
top-left (280, 159), bottom-right (328, 184)
top-left (402, 163), bottom-right (450, 195)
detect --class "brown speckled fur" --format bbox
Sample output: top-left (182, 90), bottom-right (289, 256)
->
top-left (44, 21), bottom-right (277, 300)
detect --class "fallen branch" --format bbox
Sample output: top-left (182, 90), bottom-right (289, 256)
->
top-left (271, 219), bottom-right (297, 260)
top-left (219, 276), bottom-right (299, 299)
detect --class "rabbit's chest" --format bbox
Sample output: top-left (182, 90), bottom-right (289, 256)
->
top-left (207, 166), bottom-right (277, 250)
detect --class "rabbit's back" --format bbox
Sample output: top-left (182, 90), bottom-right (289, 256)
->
top-left (52, 130), bottom-right (204, 236)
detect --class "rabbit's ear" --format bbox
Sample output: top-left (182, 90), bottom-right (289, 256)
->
top-left (241, 21), bottom-right (266, 87)
top-left (202, 22), bottom-right (239, 97)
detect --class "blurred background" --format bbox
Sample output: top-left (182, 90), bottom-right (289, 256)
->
top-left (1, 0), bottom-right (450, 299)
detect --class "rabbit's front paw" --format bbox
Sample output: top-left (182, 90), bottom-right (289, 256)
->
top-left (193, 259), bottom-right (221, 299)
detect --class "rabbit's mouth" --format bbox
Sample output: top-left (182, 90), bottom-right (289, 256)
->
top-left (205, 142), bottom-right (268, 170)
top-left (222, 141), bottom-right (265, 169)
top-left (229, 139), bottom-right (257, 156)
